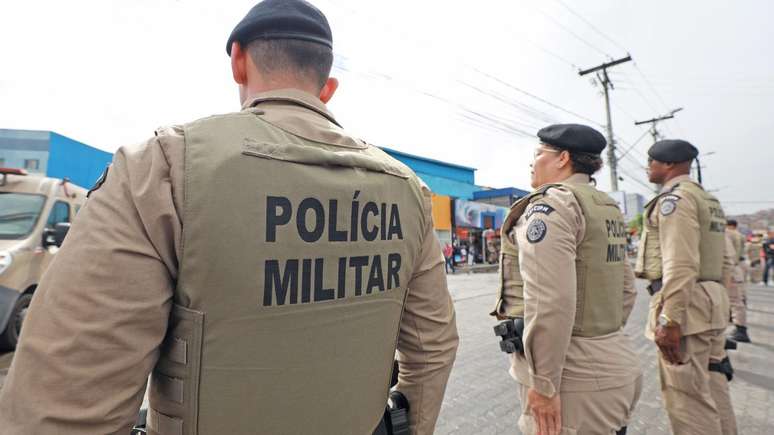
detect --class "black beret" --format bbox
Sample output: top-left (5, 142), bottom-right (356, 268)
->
top-left (537, 123), bottom-right (606, 154)
top-left (647, 139), bottom-right (698, 163)
top-left (226, 0), bottom-right (332, 55)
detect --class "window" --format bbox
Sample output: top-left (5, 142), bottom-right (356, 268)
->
top-left (0, 193), bottom-right (46, 239)
top-left (46, 201), bottom-right (70, 228)
top-left (0, 158), bottom-right (5, 167)
top-left (24, 159), bottom-right (39, 170)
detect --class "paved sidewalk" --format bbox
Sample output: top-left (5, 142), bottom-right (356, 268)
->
top-left (435, 273), bottom-right (774, 434)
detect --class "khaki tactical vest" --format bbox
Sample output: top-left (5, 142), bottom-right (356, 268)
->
top-left (730, 230), bottom-right (745, 260)
top-left (491, 182), bottom-right (626, 337)
top-left (147, 109), bottom-right (426, 435)
top-left (635, 181), bottom-right (725, 282)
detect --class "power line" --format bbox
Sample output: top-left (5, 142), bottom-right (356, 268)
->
top-left (532, 6), bottom-right (612, 58)
top-left (617, 129), bottom-right (651, 160)
top-left (459, 80), bottom-right (559, 126)
top-left (633, 62), bottom-right (671, 112)
top-left (617, 166), bottom-right (654, 193)
top-left (474, 68), bottom-right (604, 127)
top-left (553, 0), bottom-right (629, 53)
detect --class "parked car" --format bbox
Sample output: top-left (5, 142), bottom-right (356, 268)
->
top-left (0, 167), bottom-right (86, 349)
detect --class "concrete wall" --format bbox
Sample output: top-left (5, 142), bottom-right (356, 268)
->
top-left (0, 129), bottom-right (50, 174)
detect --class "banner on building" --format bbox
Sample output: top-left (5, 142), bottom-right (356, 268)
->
top-left (431, 194), bottom-right (452, 230)
top-left (454, 199), bottom-right (508, 229)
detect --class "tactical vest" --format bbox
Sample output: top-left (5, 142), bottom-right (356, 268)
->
top-left (730, 230), bottom-right (745, 260)
top-left (491, 182), bottom-right (626, 337)
top-left (634, 181), bottom-right (725, 282)
top-left (147, 109), bottom-right (426, 435)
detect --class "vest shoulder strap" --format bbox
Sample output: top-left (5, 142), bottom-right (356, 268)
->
top-left (502, 184), bottom-right (564, 234)
top-left (644, 183), bottom-right (683, 219)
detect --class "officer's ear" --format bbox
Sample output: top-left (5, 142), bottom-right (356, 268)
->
top-left (557, 150), bottom-right (571, 169)
top-left (231, 42), bottom-right (248, 85)
top-left (319, 77), bottom-right (339, 103)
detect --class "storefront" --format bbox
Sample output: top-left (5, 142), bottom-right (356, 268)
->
top-left (379, 145), bottom-right (526, 266)
top-left (453, 199), bottom-right (509, 264)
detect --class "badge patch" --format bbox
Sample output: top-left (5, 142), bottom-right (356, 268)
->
top-left (660, 200), bottom-right (677, 216)
top-left (526, 204), bottom-right (555, 220)
top-left (87, 164), bottom-right (111, 198)
top-left (526, 219), bottom-right (548, 243)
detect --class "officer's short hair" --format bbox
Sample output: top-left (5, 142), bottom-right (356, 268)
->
top-left (247, 39), bottom-right (333, 90)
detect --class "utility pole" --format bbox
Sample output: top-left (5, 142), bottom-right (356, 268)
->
top-left (579, 55), bottom-right (632, 192)
top-left (634, 108), bottom-right (683, 143)
top-left (635, 108), bottom-right (684, 191)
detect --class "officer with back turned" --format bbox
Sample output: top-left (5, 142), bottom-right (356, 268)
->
top-left (0, 1), bottom-right (459, 434)
top-left (726, 219), bottom-right (750, 343)
top-left (635, 139), bottom-right (737, 434)
top-left (492, 124), bottom-right (642, 435)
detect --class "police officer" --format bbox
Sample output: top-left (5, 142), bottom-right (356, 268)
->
top-left (726, 220), bottom-right (750, 343)
top-left (745, 233), bottom-right (764, 283)
top-left (635, 139), bottom-right (737, 435)
top-left (492, 124), bottom-right (642, 435)
top-left (0, 1), bottom-right (459, 434)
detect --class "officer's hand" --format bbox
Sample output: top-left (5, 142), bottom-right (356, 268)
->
top-left (527, 388), bottom-right (561, 435)
top-left (655, 324), bottom-right (682, 364)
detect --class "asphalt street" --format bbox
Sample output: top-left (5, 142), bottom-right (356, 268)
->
top-left (1, 273), bottom-right (773, 434)
top-left (435, 272), bottom-right (774, 434)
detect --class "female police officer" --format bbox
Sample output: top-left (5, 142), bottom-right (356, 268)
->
top-left (492, 124), bottom-right (642, 435)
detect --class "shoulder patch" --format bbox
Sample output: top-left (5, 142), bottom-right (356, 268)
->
top-left (660, 199), bottom-right (677, 216)
top-left (662, 194), bottom-right (681, 202)
top-left (525, 203), bottom-right (555, 220)
top-left (87, 164), bottom-right (111, 198)
top-left (526, 219), bottom-right (548, 243)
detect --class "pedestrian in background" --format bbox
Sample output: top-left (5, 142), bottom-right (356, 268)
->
top-left (443, 242), bottom-right (455, 274)
top-left (726, 220), bottom-right (750, 343)
top-left (762, 231), bottom-right (774, 285)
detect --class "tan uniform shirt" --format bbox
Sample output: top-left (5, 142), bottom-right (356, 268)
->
top-left (723, 232), bottom-right (738, 288)
top-left (644, 175), bottom-right (728, 339)
top-left (0, 90), bottom-right (459, 435)
top-left (728, 229), bottom-right (745, 262)
top-left (509, 174), bottom-right (640, 397)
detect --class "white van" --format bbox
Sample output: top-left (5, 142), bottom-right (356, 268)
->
top-left (0, 167), bottom-right (86, 349)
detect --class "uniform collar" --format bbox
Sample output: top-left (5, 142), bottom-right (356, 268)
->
top-left (562, 173), bottom-right (592, 185)
top-left (241, 89), bottom-right (341, 127)
top-left (661, 174), bottom-right (693, 192)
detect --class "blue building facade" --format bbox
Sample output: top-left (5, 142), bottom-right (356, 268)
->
top-left (0, 129), bottom-right (113, 189)
top-left (380, 146), bottom-right (479, 200)
top-left (380, 146), bottom-right (529, 264)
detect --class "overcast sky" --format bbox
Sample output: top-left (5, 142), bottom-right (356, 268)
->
top-left (2, 0), bottom-right (773, 214)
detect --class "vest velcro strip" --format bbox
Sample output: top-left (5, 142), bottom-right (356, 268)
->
top-left (162, 337), bottom-right (188, 365)
top-left (153, 372), bottom-right (185, 404)
top-left (148, 408), bottom-right (183, 435)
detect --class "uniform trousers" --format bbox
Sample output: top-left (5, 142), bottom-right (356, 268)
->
top-left (658, 328), bottom-right (737, 435)
top-left (728, 266), bottom-right (746, 326)
top-left (516, 376), bottom-right (642, 435)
